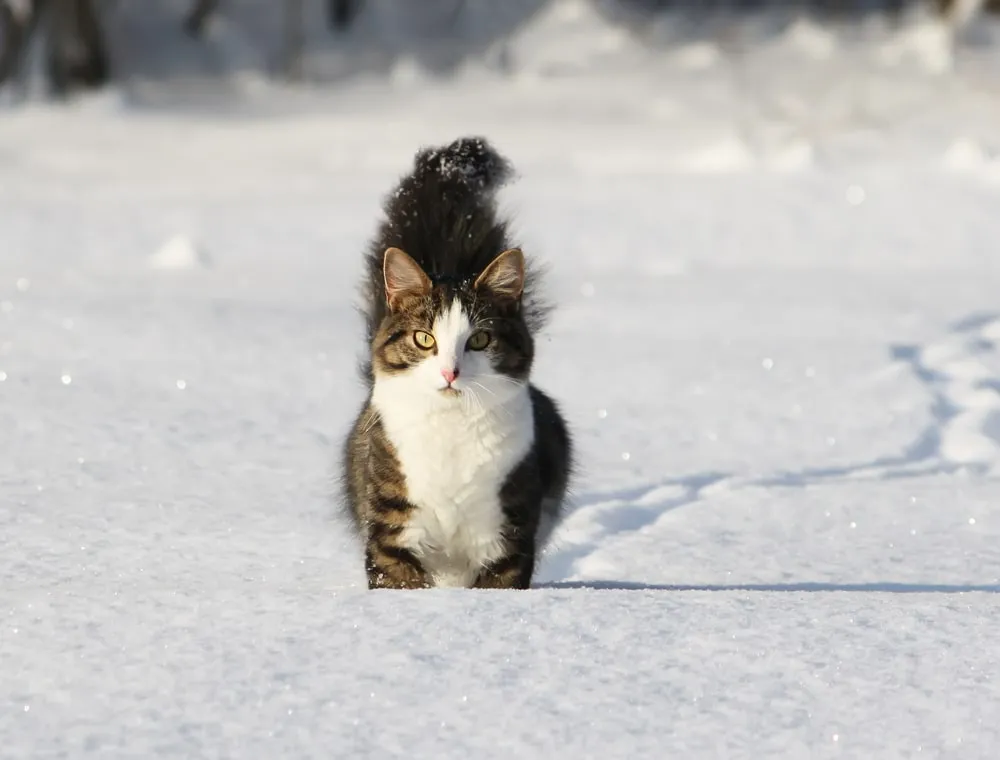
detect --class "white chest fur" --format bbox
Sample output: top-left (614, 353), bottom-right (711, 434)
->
top-left (371, 386), bottom-right (535, 588)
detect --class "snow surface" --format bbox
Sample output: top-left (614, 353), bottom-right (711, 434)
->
top-left (4, 6), bottom-right (1000, 758)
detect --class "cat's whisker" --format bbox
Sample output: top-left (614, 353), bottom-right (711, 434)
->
top-left (470, 380), bottom-right (496, 398)
top-left (472, 384), bottom-right (517, 420)
top-left (476, 387), bottom-right (493, 414)
top-left (361, 408), bottom-right (382, 435)
top-left (490, 375), bottom-right (527, 389)
top-left (465, 386), bottom-right (487, 416)
top-left (459, 387), bottom-right (472, 414)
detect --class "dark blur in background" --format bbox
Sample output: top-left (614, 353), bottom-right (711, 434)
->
top-left (1, 0), bottom-right (996, 100)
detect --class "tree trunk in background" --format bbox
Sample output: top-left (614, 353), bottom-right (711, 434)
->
top-left (283, 0), bottom-right (303, 81)
top-left (45, 0), bottom-right (109, 96)
top-left (0, 1), bottom-right (32, 87)
top-left (328, 0), bottom-right (364, 31)
top-left (183, 0), bottom-right (218, 38)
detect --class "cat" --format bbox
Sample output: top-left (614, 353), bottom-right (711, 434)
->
top-left (341, 136), bottom-right (572, 590)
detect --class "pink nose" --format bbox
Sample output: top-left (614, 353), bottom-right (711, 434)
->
top-left (441, 368), bottom-right (459, 385)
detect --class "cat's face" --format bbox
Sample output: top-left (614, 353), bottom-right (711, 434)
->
top-left (371, 247), bottom-right (533, 410)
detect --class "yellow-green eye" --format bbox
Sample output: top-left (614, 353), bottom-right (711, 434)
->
top-left (414, 331), bottom-right (436, 349)
top-left (466, 331), bottom-right (490, 351)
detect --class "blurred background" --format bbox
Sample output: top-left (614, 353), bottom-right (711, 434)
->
top-left (6, 0), bottom-right (1000, 174)
top-left (3, 0), bottom-right (1000, 99)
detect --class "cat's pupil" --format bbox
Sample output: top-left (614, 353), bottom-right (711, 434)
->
top-left (467, 330), bottom-right (490, 351)
top-left (414, 330), bottom-right (435, 349)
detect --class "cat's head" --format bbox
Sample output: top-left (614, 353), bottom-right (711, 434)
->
top-left (370, 247), bottom-right (533, 410)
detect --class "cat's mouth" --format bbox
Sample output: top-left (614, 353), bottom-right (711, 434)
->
top-left (439, 386), bottom-right (461, 396)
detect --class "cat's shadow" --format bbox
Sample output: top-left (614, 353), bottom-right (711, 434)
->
top-left (538, 581), bottom-right (1000, 594)
top-left (539, 311), bottom-right (1000, 588)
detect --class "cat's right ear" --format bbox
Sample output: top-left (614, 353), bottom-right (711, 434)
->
top-left (383, 247), bottom-right (431, 311)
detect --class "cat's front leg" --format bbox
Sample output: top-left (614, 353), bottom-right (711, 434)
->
top-left (365, 540), bottom-right (429, 589)
top-left (363, 500), bottom-right (430, 589)
top-left (473, 543), bottom-right (535, 590)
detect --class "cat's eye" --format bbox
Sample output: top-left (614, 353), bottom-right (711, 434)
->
top-left (466, 331), bottom-right (490, 351)
top-left (413, 331), bottom-right (436, 349)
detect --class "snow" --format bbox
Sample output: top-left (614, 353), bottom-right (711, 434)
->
top-left (4, 4), bottom-right (1000, 757)
top-left (149, 234), bottom-right (211, 270)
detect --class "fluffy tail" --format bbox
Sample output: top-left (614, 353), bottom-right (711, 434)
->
top-left (361, 136), bottom-right (536, 348)
top-left (410, 136), bottom-right (513, 201)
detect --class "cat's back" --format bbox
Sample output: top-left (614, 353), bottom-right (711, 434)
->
top-left (528, 384), bottom-right (572, 502)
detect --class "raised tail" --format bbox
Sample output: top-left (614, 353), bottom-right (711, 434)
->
top-left (361, 136), bottom-right (525, 346)
top-left (410, 136), bottom-right (513, 198)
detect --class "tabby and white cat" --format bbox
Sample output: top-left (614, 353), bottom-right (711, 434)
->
top-left (342, 137), bottom-right (571, 589)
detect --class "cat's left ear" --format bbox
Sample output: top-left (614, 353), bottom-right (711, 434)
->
top-left (384, 247), bottom-right (432, 310)
top-left (474, 248), bottom-right (524, 301)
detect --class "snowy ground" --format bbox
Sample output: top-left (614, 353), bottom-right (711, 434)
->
top-left (5, 7), bottom-right (1000, 758)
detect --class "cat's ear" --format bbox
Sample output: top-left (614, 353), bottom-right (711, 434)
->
top-left (384, 247), bottom-right (431, 310)
top-left (474, 248), bottom-right (524, 301)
